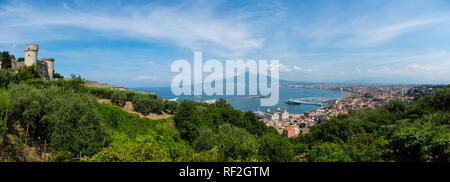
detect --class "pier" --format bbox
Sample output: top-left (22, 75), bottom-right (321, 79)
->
top-left (227, 95), bottom-right (266, 101)
top-left (283, 97), bottom-right (335, 106)
top-left (203, 95), bottom-right (267, 104)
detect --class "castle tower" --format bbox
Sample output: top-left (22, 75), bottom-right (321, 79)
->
top-left (24, 44), bottom-right (38, 66)
top-left (42, 57), bottom-right (55, 80)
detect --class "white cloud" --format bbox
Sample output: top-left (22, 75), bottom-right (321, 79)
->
top-left (407, 64), bottom-right (439, 72)
top-left (133, 75), bottom-right (153, 81)
top-left (364, 59), bottom-right (450, 83)
top-left (266, 64), bottom-right (315, 73)
top-left (295, 6), bottom-right (448, 49)
top-left (0, 1), bottom-right (262, 56)
top-left (278, 64), bottom-right (292, 72)
top-left (267, 63), bottom-right (291, 72)
top-left (293, 65), bottom-right (313, 73)
top-left (341, 18), bottom-right (446, 47)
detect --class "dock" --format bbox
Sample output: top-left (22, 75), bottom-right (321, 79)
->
top-left (283, 97), bottom-right (335, 106)
top-left (227, 95), bottom-right (266, 101)
top-left (202, 95), bottom-right (267, 104)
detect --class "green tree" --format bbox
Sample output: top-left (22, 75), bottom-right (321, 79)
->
top-left (43, 94), bottom-right (107, 158)
top-left (217, 123), bottom-right (259, 162)
top-left (0, 51), bottom-right (12, 69)
top-left (430, 88), bottom-right (450, 111)
top-left (0, 90), bottom-right (10, 137)
top-left (307, 142), bottom-right (352, 162)
top-left (49, 74), bottom-right (85, 92)
top-left (163, 100), bottom-right (178, 114)
top-left (17, 65), bottom-right (41, 81)
top-left (193, 127), bottom-right (219, 151)
top-left (240, 111), bottom-right (271, 136)
top-left (345, 135), bottom-right (387, 162)
top-left (87, 141), bottom-right (171, 162)
top-left (8, 84), bottom-right (53, 139)
top-left (174, 101), bottom-right (200, 143)
top-left (132, 95), bottom-right (163, 115)
top-left (257, 132), bottom-right (294, 162)
top-left (53, 72), bottom-right (64, 79)
top-left (311, 118), bottom-right (353, 143)
top-left (110, 90), bottom-right (127, 107)
top-left (193, 146), bottom-right (219, 162)
top-left (0, 69), bottom-right (17, 88)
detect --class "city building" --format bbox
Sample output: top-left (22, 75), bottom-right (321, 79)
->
top-left (283, 126), bottom-right (295, 138)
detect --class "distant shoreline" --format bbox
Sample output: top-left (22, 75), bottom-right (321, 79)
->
top-left (129, 87), bottom-right (348, 114)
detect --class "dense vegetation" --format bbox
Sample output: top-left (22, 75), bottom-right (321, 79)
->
top-left (1, 65), bottom-right (449, 162)
top-left (0, 68), bottom-right (180, 161)
top-left (0, 51), bottom-right (15, 69)
top-left (173, 100), bottom-right (294, 162)
top-left (291, 87), bottom-right (450, 162)
top-left (87, 86), bottom-right (175, 114)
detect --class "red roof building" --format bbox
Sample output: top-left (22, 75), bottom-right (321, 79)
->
top-left (283, 126), bottom-right (295, 138)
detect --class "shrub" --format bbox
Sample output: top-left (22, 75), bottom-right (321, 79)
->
top-left (257, 132), bottom-right (294, 162)
top-left (193, 127), bottom-right (218, 151)
top-left (17, 65), bottom-right (41, 81)
top-left (217, 123), bottom-right (259, 162)
top-left (8, 84), bottom-right (54, 139)
top-left (0, 69), bottom-right (17, 88)
top-left (49, 75), bottom-right (85, 92)
top-left (110, 90), bottom-right (127, 107)
top-left (163, 100), bottom-right (178, 114)
top-left (0, 90), bottom-right (9, 137)
top-left (132, 95), bottom-right (163, 115)
top-left (87, 140), bottom-right (171, 162)
top-left (0, 51), bottom-right (12, 69)
top-left (307, 142), bottom-right (352, 162)
top-left (53, 72), bottom-right (64, 79)
top-left (43, 93), bottom-right (107, 157)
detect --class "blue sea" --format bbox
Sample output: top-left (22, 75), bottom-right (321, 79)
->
top-left (130, 87), bottom-right (348, 114)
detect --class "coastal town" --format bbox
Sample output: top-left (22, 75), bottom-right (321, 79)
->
top-left (254, 84), bottom-right (441, 138)
top-left (83, 78), bottom-right (443, 139)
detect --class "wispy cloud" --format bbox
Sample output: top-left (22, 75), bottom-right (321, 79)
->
top-left (0, 1), bottom-right (262, 56)
top-left (133, 75), bottom-right (153, 81)
top-left (338, 18), bottom-right (446, 47)
top-left (292, 65), bottom-right (313, 73)
top-left (1, 0), bottom-right (450, 86)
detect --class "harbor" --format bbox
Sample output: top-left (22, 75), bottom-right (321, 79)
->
top-left (203, 95), bottom-right (267, 104)
top-left (133, 87), bottom-right (348, 114)
top-left (283, 97), bottom-right (336, 107)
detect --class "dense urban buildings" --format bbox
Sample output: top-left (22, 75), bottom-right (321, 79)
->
top-left (255, 84), bottom-right (445, 138)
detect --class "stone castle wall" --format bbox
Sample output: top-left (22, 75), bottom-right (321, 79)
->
top-left (1, 44), bottom-right (55, 80)
top-left (24, 44), bottom-right (38, 66)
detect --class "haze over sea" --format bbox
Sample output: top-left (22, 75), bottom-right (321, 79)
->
top-left (130, 87), bottom-right (348, 114)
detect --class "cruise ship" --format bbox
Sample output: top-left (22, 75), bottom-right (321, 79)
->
top-left (283, 97), bottom-right (332, 106)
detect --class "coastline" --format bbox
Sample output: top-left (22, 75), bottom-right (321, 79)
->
top-left (129, 86), bottom-right (349, 114)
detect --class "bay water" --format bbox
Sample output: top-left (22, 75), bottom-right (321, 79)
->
top-left (130, 87), bottom-right (348, 114)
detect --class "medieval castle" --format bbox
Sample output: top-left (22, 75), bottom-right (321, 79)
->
top-left (0, 44), bottom-right (55, 80)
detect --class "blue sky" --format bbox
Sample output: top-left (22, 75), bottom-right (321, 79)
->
top-left (1, 0), bottom-right (450, 87)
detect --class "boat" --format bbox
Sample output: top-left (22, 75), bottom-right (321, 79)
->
top-left (283, 99), bottom-right (302, 104)
top-left (283, 97), bottom-right (331, 106)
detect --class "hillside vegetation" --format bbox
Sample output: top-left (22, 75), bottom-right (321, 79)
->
top-left (1, 67), bottom-right (449, 162)
top-left (292, 87), bottom-right (450, 162)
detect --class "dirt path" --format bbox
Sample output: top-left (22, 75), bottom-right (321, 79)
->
top-left (97, 99), bottom-right (173, 120)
